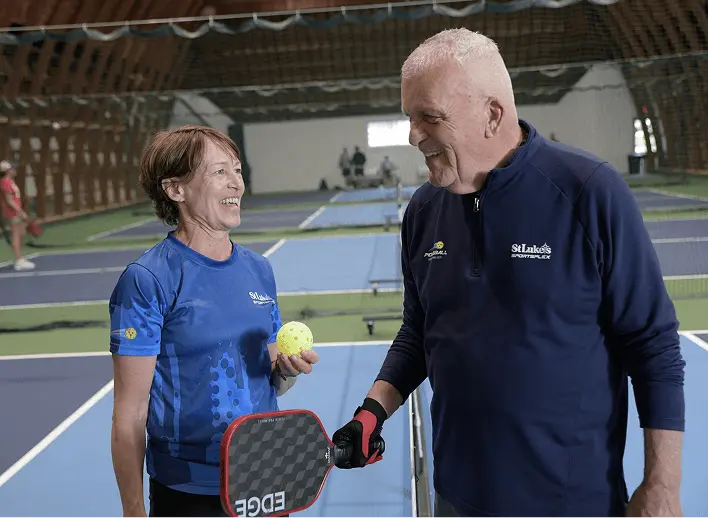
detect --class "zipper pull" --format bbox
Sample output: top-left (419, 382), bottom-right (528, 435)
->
top-left (473, 195), bottom-right (480, 212)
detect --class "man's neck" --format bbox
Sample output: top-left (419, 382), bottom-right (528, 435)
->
top-left (494, 123), bottom-right (526, 169)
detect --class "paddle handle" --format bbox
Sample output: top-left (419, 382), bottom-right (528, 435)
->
top-left (333, 437), bottom-right (385, 465)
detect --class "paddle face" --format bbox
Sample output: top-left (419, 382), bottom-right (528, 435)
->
top-left (220, 409), bottom-right (335, 517)
top-left (27, 221), bottom-right (42, 238)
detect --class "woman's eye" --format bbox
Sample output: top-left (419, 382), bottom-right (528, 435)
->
top-left (216, 168), bottom-right (225, 175)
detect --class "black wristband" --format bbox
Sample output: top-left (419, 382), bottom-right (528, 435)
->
top-left (356, 397), bottom-right (388, 426)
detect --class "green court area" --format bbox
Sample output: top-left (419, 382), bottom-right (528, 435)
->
top-left (0, 291), bottom-right (404, 356)
top-left (3, 173), bottom-right (708, 358)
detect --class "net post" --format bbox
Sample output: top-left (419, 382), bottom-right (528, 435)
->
top-left (409, 387), bottom-right (433, 516)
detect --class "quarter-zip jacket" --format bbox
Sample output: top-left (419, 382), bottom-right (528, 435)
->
top-left (376, 120), bottom-right (685, 516)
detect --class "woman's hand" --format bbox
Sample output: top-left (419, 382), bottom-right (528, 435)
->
top-left (275, 349), bottom-right (319, 377)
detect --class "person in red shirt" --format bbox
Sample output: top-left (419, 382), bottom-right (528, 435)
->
top-left (0, 160), bottom-right (35, 270)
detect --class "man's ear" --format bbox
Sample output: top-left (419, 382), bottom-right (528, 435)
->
top-left (161, 178), bottom-right (185, 203)
top-left (484, 98), bottom-right (504, 138)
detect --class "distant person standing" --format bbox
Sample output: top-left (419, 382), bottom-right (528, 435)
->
top-left (351, 146), bottom-right (367, 176)
top-left (339, 147), bottom-right (351, 179)
top-left (379, 156), bottom-right (398, 185)
top-left (0, 160), bottom-right (35, 271)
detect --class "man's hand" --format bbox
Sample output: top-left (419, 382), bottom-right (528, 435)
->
top-left (626, 482), bottom-right (682, 517)
top-left (332, 397), bottom-right (388, 469)
top-left (274, 349), bottom-right (319, 377)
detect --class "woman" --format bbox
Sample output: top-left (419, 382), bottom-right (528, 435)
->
top-left (0, 160), bottom-right (35, 271)
top-left (109, 125), bottom-right (319, 517)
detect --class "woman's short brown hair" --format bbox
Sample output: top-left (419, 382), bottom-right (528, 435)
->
top-left (139, 125), bottom-right (241, 226)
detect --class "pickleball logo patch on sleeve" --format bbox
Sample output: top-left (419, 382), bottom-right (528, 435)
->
top-left (423, 240), bottom-right (448, 261)
top-left (111, 327), bottom-right (137, 340)
top-left (233, 491), bottom-right (286, 517)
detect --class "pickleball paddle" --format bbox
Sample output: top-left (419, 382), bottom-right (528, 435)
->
top-left (27, 219), bottom-right (42, 238)
top-left (219, 409), bottom-right (385, 517)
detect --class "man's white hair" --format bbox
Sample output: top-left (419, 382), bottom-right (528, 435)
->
top-left (402, 28), bottom-right (515, 102)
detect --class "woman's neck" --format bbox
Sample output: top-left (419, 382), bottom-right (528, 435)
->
top-left (173, 222), bottom-right (233, 261)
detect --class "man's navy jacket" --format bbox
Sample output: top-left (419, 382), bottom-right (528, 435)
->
top-left (377, 120), bottom-right (685, 517)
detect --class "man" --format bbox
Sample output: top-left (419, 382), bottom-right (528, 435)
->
top-left (0, 160), bottom-right (35, 271)
top-left (332, 29), bottom-right (685, 517)
top-left (351, 146), bottom-right (367, 176)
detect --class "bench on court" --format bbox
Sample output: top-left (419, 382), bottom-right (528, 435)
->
top-left (362, 313), bottom-right (403, 335)
top-left (383, 212), bottom-right (400, 231)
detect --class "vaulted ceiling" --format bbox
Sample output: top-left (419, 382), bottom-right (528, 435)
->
top-left (0, 0), bottom-right (706, 171)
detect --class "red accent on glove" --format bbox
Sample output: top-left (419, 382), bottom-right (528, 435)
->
top-left (354, 409), bottom-right (382, 464)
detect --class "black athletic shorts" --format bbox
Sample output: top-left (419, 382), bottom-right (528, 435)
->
top-left (148, 478), bottom-right (291, 517)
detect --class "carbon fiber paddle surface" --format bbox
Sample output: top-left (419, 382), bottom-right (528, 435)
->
top-left (220, 409), bottom-right (335, 517)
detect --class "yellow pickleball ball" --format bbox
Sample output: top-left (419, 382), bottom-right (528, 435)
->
top-left (276, 321), bottom-right (314, 356)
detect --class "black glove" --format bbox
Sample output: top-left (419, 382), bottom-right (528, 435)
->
top-left (332, 397), bottom-right (387, 469)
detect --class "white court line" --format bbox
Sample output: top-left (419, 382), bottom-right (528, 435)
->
top-left (680, 331), bottom-right (708, 353)
top-left (297, 206), bottom-right (326, 229)
top-left (0, 240), bottom-right (287, 282)
top-left (0, 252), bottom-right (41, 270)
top-left (0, 351), bottom-right (111, 361)
top-left (0, 287), bottom-right (401, 310)
top-left (645, 215), bottom-right (708, 223)
top-left (4, 332), bottom-right (707, 362)
top-left (0, 266), bottom-right (125, 279)
top-left (1, 228), bottom-right (390, 273)
top-left (0, 338), bottom-right (391, 486)
top-left (0, 379), bottom-right (114, 489)
top-left (86, 218), bottom-right (157, 241)
top-left (646, 188), bottom-right (708, 203)
top-left (263, 238), bottom-right (286, 258)
top-left (279, 287), bottom-right (399, 297)
top-left (663, 273), bottom-right (708, 281)
top-left (0, 341), bottom-right (391, 362)
top-left (0, 246), bottom-right (148, 271)
top-left (0, 299), bottom-right (108, 311)
top-left (328, 191), bottom-right (343, 203)
top-left (652, 236), bottom-right (708, 244)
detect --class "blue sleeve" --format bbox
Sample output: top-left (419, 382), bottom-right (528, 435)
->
top-left (577, 162), bottom-right (685, 432)
top-left (265, 258), bottom-right (282, 344)
top-left (268, 299), bottom-right (283, 344)
top-left (375, 206), bottom-right (427, 400)
top-left (109, 263), bottom-right (166, 356)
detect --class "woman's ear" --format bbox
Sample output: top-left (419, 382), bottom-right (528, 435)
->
top-left (161, 178), bottom-right (185, 203)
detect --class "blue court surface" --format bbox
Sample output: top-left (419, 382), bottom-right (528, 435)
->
top-left (1, 215), bottom-right (708, 516)
top-left (330, 185), bottom-right (420, 204)
top-left (86, 187), bottom-right (708, 242)
top-left (4, 217), bottom-right (708, 308)
top-left (91, 203), bottom-right (408, 241)
top-left (301, 203), bottom-right (408, 230)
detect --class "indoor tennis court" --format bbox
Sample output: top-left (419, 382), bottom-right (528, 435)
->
top-left (1, 1), bottom-right (708, 516)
